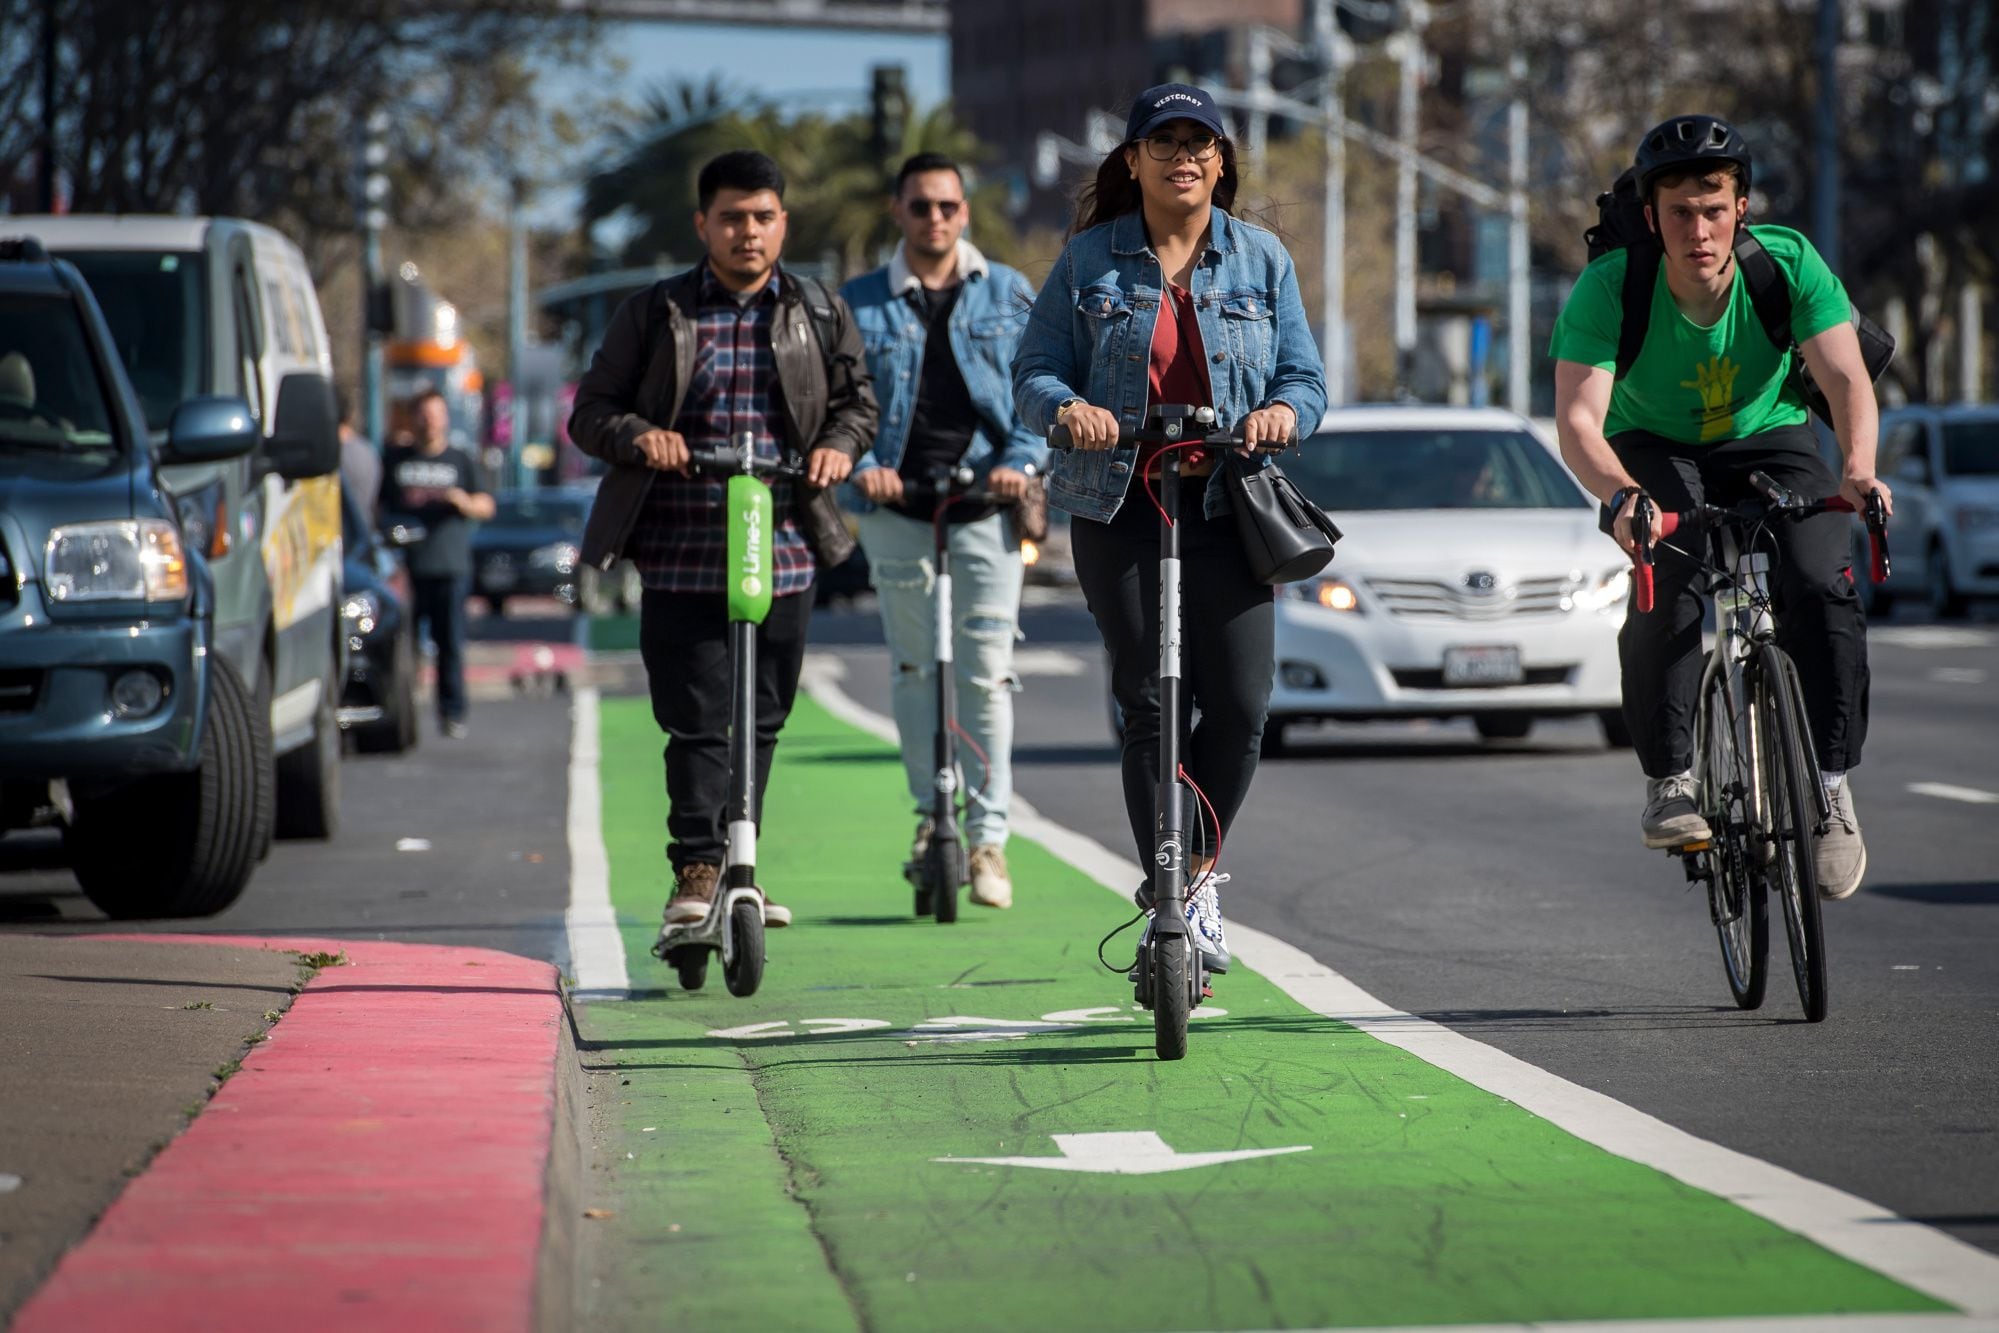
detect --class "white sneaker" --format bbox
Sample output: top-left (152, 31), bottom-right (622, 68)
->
top-left (968, 844), bottom-right (1012, 909)
top-left (1184, 871), bottom-right (1231, 974)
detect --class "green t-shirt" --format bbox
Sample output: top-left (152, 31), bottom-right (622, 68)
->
top-left (1548, 225), bottom-right (1849, 445)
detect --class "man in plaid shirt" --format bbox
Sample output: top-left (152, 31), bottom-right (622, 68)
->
top-left (569, 150), bottom-right (878, 934)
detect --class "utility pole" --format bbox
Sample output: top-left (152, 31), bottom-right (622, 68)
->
top-left (507, 175), bottom-right (530, 489)
top-left (1393, 1), bottom-right (1426, 398)
top-left (1246, 26), bottom-right (1273, 160)
top-left (1813, 0), bottom-right (1841, 269)
top-left (38, 0), bottom-right (57, 213)
top-left (1507, 48), bottom-right (1530, 415)
top-left (360, 109), bottom-right (391, 448)
top-left (1314, 0), bottom-right (1350, 404)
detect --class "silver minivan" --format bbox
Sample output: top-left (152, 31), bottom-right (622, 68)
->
top-left (1866, 405), bottom-right (1999, 618)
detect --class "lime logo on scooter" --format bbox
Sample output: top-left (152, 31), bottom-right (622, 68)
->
top-left (726, 473), bottom-right (775, 625)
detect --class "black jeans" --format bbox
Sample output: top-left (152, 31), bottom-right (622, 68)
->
top-left (411, 574), bottom-right (469, 723)
top-left (1072, 489), bottom-right (1276, 871)
top-left (1612, 424), bottom-right (1869, 778)
top-left (638, 587), bottom-right (814, 872)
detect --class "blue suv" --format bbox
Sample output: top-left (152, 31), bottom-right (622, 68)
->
top-left (0, 237), bottom-right (267, 916)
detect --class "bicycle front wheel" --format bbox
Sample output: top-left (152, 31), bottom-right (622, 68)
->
top-left (1756, 647), bottom-right (1827, 1022)
top-left (1698, 666), bottom-right (1767, 1009)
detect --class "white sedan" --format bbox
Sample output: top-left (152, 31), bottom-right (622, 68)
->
top-left (1264, 405), bottom-right (1631, 751)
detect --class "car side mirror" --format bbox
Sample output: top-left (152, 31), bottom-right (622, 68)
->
top-left (162, 395), bottom-right (258, 463)
top-left (262, 371), bottom-right (340, 481)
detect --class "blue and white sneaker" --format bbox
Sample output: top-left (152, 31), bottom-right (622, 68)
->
top-left (1185, 871), bottom-right (1231, 974)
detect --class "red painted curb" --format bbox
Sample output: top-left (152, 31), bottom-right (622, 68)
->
top-left (12, 935), bottom-right (564, 1333)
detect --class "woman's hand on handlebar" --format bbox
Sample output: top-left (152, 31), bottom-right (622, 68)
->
top-left (855, 468), bottom-right (904, 504)
top-left (635, 427), bottom-right (690, 474)
top-left (806, 447), bottom-right (854, 489)
top-left (1062, 404), bottom-right (1122, 450)
top-left (1840, 473), bottom-right (1893, 518)
top-left (1238, 403), bottom-right (1296, 453)
top-left (986, 466), bottom-right (1032, 500)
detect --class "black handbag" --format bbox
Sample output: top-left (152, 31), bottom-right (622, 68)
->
top-left (1225, 454), bottom-right (1343, 585)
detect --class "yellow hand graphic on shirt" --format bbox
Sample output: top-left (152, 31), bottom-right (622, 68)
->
top-left (1680, 355), bottom-right (1742, 442)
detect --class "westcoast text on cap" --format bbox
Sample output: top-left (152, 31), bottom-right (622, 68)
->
top-left (1125, 83), bottom-right (1227, 143)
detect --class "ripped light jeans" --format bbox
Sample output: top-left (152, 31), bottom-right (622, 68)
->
top-left (855, 506), bottom-right (1024, 846)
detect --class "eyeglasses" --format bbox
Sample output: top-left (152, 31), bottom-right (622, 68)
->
top-left (1140, 132), bottom-right (1220, 162)
top-left (904, 199), bottom-right (963, 218)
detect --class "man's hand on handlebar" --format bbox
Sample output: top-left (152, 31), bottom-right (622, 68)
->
top-left (1239, 403), bottom-right (1297, 453)
top-left (635, 427), bottom-right (690, 474)
top-left (806, 447), bottom-right (854, 489)
top-left (1611, 489), bottom-right (1654, 559)
top-left (1839, 473), bottom-right (1894, 518)
top-left (1060, 404), bottom-right (1122, 451)
top-left (987, 466), bottom-right (1031, 500)
top-left (855, 468), bottom-right (904, 504)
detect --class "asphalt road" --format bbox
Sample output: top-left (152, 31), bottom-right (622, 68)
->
top-left (5, 592), bottom-right (1993, 1268)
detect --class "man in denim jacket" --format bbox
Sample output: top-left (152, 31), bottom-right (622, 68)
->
top-left (841, 152), bottom-right (1047, 909)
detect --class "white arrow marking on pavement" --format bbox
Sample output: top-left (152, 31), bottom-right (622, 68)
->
top-left (706, 1018), bottom-right (892, 1040)
top-left (1907, 781), bottom-right (1999, 805)
top-left (935, 1132), bottom-right (1311, 1175)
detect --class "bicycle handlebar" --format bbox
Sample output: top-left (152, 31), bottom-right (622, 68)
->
top-left (1618, 473), bottom-right (1890, 613)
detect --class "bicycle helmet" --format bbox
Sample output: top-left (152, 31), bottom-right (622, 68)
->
top-left (1634, 114), bottom-right (1752, 198)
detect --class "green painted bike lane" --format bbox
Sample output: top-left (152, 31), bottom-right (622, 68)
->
top-left (576, 693), bottom-right (1947, 1331)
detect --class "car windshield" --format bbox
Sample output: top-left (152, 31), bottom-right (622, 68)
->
top-left (0, 292), bottom-right (119, 454)
top-left (1283, 427), bottom-right (1589, 511)
top-left (1941, 421), bottom-right (1999, 477)
top-left (490, 494), bottom-right (588, 530)
top-left (60, 250), bottom-right (207, 433)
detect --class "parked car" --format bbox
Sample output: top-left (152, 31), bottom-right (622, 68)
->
top-left (1260, 405), bottom-right (1628, 752)
top-left (472, 487), bottom-right (592, 617)
top-left (1857, 404), bottom-right (1999, 618)
top-left (22, 213), bottom-right (345, 837)
top-left (0, 236), bottom-right (268, 916)
top-left (338, 485), bottom-right (418, 753)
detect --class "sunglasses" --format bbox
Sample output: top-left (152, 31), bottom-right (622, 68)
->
top-left (1140, 132), bottom-right (1220, 162)
top-left (904, 199), bottom-right (963, 218)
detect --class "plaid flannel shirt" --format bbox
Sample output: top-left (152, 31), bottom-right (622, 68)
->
top-left (629, 265), bottom-right (815, 596)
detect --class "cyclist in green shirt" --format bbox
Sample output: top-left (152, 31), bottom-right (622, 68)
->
top-left (1550, 114), bottom-right (1893, 901)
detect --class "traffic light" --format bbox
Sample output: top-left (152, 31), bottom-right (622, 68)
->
top-left (360, 109), bottom-right (389, 234)
top-left (870, 64), bottom-right (907, 170)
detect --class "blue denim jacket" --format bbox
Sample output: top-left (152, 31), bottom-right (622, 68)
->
top-left (839, 241), bottom-right (1048, 513)
top-left (1012, 206), bottom-right (1328, 521)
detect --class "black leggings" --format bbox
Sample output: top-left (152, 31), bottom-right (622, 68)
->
top-left (1613, 424), bottom-right (1869, 778)
top-left (1071, 489), bottom-right (1276, 871)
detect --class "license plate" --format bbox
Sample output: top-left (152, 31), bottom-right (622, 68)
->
top-left (1442, 645), bottom-right (1523, 686)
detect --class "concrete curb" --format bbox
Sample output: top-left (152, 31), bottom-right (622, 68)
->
top-left (12, 935), bottom-right (570, 1333)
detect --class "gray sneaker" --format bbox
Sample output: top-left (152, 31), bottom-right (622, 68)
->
top-left (1815, 782), bottom-right (1866, 900)
top-left (1642, 773), bottom-right (1711, 849)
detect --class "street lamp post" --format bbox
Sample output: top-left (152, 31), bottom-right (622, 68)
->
top-left (360, 108), bottom-right (391, 448)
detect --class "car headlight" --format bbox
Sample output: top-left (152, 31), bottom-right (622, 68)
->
top-left (341, 591), bottom-right (380, 636)
top-left (528, 541), bottom-right (580, 574)
top-left (172, 480), bottom-right (231, 558)
top-left (1294, 577), bottom-right (1363, 612)
top-left (1953, 506), bottom-right (1999, 534)
top-left (1570, 565), bottom-right (1631, 613)
top-left (45, 520), bottom-right (189, 602)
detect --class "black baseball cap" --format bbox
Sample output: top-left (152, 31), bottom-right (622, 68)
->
top-left (1125, 83), bottom-right (1228, 143)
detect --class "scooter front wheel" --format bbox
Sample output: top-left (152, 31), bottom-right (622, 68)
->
top-left (724, 899), bottom-right (766, 997)
top-left (1153, 934), bottom-right (1191, 1061)
top-left (932, 841), bottom-right (964, 924)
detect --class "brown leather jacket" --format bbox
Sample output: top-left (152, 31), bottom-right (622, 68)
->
top-left (567, 265), bottom-right (879, 573)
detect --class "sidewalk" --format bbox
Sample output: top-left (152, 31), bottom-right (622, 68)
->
top-left (0, 933), bottom-right (573, 1333)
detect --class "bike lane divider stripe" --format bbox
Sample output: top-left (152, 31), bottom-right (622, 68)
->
top-left (566, 685), bottom-right (630, 1000)
top-left (579, 670), bottom-right (1971, 1331)
top-left (13, 935), bottom-right (564, 1333)
top-left (1906, 782), bottom-right (1999, 806)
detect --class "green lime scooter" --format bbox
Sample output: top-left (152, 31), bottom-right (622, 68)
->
top-left (651, 431), bottom-right (806, 997)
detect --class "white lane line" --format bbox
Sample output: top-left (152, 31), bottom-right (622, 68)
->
top-left (565, 686), bottom-right (630, 1002)
top-left (1872, 627), bottom-right (1996, 650)
top-left (1908, 782), bottom-right (1999, 806)
top-left (1011, 647), bottom-right (1088, 677)
top-left (800, 651), bottom-right (1999, 1319)
top-left (1927, 668), bottom-right (1988, 685)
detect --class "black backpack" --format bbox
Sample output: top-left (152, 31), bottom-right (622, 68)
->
top-left (1583, 167), bottom-right (1894, 427)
